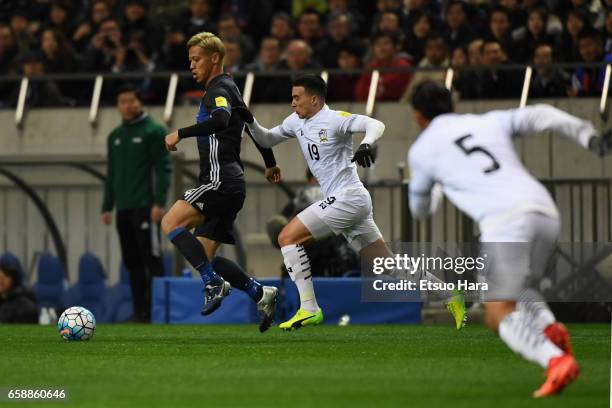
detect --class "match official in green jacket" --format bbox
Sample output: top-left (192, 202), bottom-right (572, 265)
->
top-left (101, 84), bottom-right (171, 322)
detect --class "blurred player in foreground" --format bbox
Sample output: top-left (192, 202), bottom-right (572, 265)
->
top-left (238, 75), bottom-right (465, 331)
top-left (161, 32), bottom-right (281, 332)
top-left (407, 80), bottom-right (611, 397)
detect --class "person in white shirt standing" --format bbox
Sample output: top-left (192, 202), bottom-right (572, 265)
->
top-left (407, 80), bottom-right (611, 398)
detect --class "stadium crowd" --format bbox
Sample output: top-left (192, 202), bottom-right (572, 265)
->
top-left (0, 0), bottom-right (611, 106)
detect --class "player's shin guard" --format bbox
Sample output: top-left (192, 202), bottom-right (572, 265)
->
top-left (213, 256), bottom-right (263, 302)
top-left (281, 244), bottom-right (319, 313)
top-left (498, 310), bottom-right (564, 368)
top-left (168, 227), bottom-right (221, 285)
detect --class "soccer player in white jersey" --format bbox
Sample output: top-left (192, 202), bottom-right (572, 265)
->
top-left (237, 75), bottom-right (465, 331)
top-left (406, 80), bottom-right (611, 397)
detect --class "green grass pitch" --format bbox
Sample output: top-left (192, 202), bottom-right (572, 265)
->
top-left (0, 324), bottom-right (609, 408)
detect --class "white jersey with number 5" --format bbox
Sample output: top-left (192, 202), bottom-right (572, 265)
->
top-left (408, 105), bottom-right (596, 231)
top-left (272, 105), bottom-right (368, 197)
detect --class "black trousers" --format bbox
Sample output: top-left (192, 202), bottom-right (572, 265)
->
top-left (116, 207), bottom-right (164, 320)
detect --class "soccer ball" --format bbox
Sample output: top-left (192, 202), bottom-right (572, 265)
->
top-left (57, 306), bottom-right (96, 341)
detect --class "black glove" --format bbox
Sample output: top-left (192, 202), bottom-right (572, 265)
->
top-left (351, 143), bottom-right (375, 168)
top-left (588, 130), bottom-right (612, 157)
top-left (232, 105), bottom-right (254, 124)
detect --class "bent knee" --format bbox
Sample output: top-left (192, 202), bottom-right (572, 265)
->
top-left (161, 214), bottom-right (175, 235)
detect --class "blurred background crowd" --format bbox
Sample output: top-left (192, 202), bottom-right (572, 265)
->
top-left (1, 0), bottom-right (611, 107)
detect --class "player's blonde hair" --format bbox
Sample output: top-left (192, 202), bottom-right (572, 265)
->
top-left (186, 32), bottom-right (225, 65)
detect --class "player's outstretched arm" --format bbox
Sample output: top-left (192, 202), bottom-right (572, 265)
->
top-left (244, 126), bottom-right (282, 183)
top-left (508, 104), bottom-right (609, 155)
top-left (164, 109), bottom-right (231, 151)
top-left (234, 105), bottom-right (294, 148)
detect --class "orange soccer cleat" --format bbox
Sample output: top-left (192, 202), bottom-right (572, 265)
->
top-left (544, 322), bottom-right (573, 355)
top-left (533, 354), bottom-right (580, 398)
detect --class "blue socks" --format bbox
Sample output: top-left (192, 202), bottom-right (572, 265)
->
top-left (168, 227), bottom-right (221, 286)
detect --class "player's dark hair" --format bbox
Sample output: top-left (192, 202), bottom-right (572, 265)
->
top-left (0, 262), bottom-right (21, 288)
top-left (410, 80), bottom-right (454, 120)
top-left (293, 75), bottom-right (327, 100)
top-left (116, 83), bottom-right (142, 101)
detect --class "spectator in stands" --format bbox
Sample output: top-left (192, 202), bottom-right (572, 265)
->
top-left (467, 38), bottom-right (484, 65)
top-left (479, 39), bottom-right (522, 99)
top-left (271, 39), bottom-right (321, 102)
top-left (161, 25), bottom-right (187, 71)
top-left (81, 18), bottom-right (125, 73)
top-left (101, 84), bottom-right (170, 322)
top-left (402, 12), bottom-right (434, 63)
top-left (514, 7), bottom-right (557, 63)
top-left (39, 1), bottom-right (75, 40)
top-left (328, 0), bottom-right (367, 37)
top-left (401, 34), bottom-right (449, 101)
top-left (72, 0), bottom-right (112, 52)
top-left (530, 43), bottom-right (571, 98)
top-left (10, 11), bottom-right (35, 53)
top-left (604, 10), bottom-right (612, 54)
top-left (178, 0), bottom-right (216, 40)
top-left (373, 11), bottom-right (402, 37)
top-left (452, 44), bottom-right (481, 99)
top-left (444, 1), bottom-right (476, 50)
top-left (499, 0), bottom-right (527, 30)
top-left (297, 9), bottom-right (325, 48)
top-left (121, 0), bottom-right (160, 56)
top-left (223, 39), bottom-right (243, 73)
top-left (556, 8), bottom-right (590, 62)
top-left (270, 12), bottom-right (295, 51)
top-left (488, 7), bottom-right (520, 62)
top-left (315, 12), bottom-right (363, 68)
top-left (0, 262), bottom-right (37, 324)
top-left (217, 13), bottom-right (255, 65)
top-left (10, 51), bottom-right (70, 107)
top-left (328, 44), bottom-right (363, 101)
top-left (570, 30), bottom-right (612, 96)
top-left (40, 28), bottom-right (77, 73)
top-left (247, 36), bottom-right (283, 103)
top-left (355, 31), bottom-right (412, 101)
top-left (0, 24), bottom-right (17, 75)
top-left (247, 36), bottom-right (282, 72)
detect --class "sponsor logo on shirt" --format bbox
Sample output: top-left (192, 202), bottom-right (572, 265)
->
top-left (114, 139), bottom-right (120, 146)
top-left (132, 137), bottom-right (143, 143)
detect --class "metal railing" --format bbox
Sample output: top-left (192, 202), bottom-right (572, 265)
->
top-left (3, 62), bottom-right (611, 127)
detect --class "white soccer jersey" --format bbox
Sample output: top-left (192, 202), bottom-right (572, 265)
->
top-left (408, 104), bottom-right (596, 231)
top-left (269, 105), bottom-right (369, 197)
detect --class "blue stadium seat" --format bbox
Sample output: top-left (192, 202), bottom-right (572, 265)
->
top-left (33, 252), bottom-right (66, 311)
top-left (0, 252), bottom-right (27, 285)
top-left (104, 262), bottom-right (134, 322)
top-left (64, 252), bottom-right (108, 322)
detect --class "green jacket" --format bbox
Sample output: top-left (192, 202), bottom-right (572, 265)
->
top-left (102, 113), bottom-right (171, 212)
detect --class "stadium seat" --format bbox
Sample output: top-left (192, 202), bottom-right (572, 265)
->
top-left (33, 252), bottom-right (66, 311)
top-left (104, 262), bottom-right (134, 323)
top-left (0, 252), bottom-right (27, 284)
top-left (64, 252), bottom-right (108, 322)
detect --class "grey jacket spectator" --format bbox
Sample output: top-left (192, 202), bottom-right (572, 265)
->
top-left (0, 262), bottom-right (38, 324)
top-left (218, 14), bottom-right (255, 64)
top-left (247, 36), bottom-right (283, 103)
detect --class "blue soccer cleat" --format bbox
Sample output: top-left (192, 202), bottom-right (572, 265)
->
top-left (201, 278), bottom-right (231, 316)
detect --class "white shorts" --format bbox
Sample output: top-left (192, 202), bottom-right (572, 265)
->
top-left (479, 211), bottom-right (560, 301)
top-left (297, 187), bottom-right (382, 252)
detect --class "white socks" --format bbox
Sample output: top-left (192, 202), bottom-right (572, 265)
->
top-left (498, 310), bottom-right (563, 368)
top-left (516, 288), bottom-right (556, 332)
top-left (281, 244), bottom-right (319, 313)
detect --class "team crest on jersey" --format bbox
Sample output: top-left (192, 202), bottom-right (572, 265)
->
top-left (318, 129), bottom-right (328, 142)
